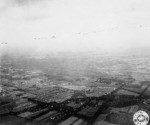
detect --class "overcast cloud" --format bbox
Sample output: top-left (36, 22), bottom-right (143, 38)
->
top-left (1, 0), bottom-right (150, 53)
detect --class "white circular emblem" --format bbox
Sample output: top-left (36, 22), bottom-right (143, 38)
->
top-left (133, 110), bottom-right (149, 125)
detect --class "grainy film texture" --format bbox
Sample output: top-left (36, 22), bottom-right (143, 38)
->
top-left (0, 0), bottom-right (150, 125)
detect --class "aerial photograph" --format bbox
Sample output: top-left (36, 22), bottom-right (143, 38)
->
top-left (0, 0), bottom-right (150, 125)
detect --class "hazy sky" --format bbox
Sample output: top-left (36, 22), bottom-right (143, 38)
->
top-left (1, 0), bottom-right (150, 53)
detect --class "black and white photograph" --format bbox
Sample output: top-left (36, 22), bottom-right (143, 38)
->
top-left (0, 0), bottom-right (150, 125)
